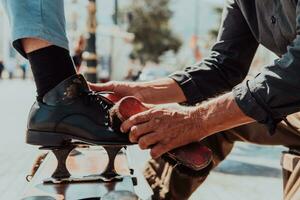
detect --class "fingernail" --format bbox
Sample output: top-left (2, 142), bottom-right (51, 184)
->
top-left (129, 136), bottom-right (135, 143)
top-left (120, 127), bottom-right (125, 133)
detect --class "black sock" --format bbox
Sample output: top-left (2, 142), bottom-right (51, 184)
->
top-left (27, 45), bottom-right (77, 101)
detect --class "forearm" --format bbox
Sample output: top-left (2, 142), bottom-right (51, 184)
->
top-left (192, 92), bottom-right (254, 140)
top-left (138, 78), bottom-right (187, 104)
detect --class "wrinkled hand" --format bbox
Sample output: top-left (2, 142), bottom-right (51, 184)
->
top-left (89, 78), bottom-right (187, 105)
top-left (89, 81), bottom-right (146, 101)
top-left (121, 105), bottom-right (205, 159)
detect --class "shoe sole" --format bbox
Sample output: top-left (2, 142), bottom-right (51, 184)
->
top-left (26, 130), bottom-right (133, 147)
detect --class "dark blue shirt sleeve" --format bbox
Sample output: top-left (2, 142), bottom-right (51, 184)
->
top-left (233, 2), bottom-right (300, 134)
top-left (169, 0), bottom-right (258, 105)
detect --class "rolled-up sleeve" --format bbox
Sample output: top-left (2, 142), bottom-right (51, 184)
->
top-left (169, 0), bottom-right (258, 105)
top-left (1, 0), bottom-right (69, 58)
top-left (233, 2), bottom-right (300, 134)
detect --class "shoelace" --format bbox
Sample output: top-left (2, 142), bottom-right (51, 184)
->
top-left (87, 91), bottom-right (110, 108)
top-left (83, 91), bottom-right (114, 126)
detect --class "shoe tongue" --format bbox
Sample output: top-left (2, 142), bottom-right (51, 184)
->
top-left (43, 74), bottom-right (90, 106)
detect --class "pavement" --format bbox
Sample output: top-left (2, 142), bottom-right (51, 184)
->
top-left (0, 79), bottom-right (286, 200)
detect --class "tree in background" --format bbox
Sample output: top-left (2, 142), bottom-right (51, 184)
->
top-left (125, 0), bottom-right (182, 65)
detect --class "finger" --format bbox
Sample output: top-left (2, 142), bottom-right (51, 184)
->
top-left (88, 82), bottom-right (115, 92)
top-left (150, 142), bottom-right (173, 159)
top-left (121, 110), bottom-right (153, 133)
top-left (138, 132), bottom-right (161, 149)
top-left (129, 121), bottom-right (155, 142)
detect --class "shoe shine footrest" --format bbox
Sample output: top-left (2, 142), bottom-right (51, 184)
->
top-left (22, 146), bottom-right (142, 200)
top-left (40, 144), bottom-right (128, 184)
top-left (43, 174), bottom-right (124, 184)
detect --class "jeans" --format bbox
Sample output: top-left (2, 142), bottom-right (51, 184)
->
top-left (1, 0), bottom-right (68, 58)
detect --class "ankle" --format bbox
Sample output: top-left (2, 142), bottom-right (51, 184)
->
top-left (27, 45), bottom-right (76, 99)
top-left (22, 38), bottom-right (52, 54)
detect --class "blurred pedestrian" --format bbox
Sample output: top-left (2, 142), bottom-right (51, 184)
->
top-left (0, 60), bottom-right (4, 79)
top-left (20, 60), bottom-right (28, 80)
top-left (7, 58), bottom-right (16, 79)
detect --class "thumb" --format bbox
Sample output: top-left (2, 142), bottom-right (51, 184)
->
top-left (88, 82), bottom-right (115, 92)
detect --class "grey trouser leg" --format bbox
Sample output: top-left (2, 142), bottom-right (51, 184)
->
top-left (144, 112), bottom-right (300, 200)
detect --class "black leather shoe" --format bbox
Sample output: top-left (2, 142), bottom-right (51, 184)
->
top-left (26, 74), bottom-right (132, 147)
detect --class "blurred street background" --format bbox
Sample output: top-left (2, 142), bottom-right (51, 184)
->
top-left (0, 0), bottom-right (286, 199)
